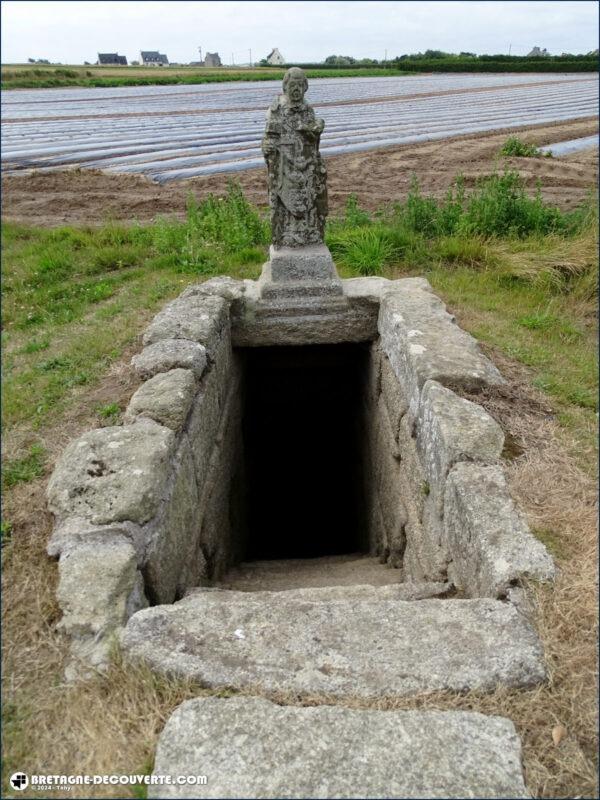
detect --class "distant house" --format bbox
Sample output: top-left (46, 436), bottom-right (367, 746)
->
top-left (97, 53), bottom-right (128, 65)
top-left (141, 51), bottom-right (169, 66)
top-left (527, 46), bottom-right (550, 57)
top-left (204, 52), bottom-right (222, 67)
top-left (265, 47), bottom-right (285, 66)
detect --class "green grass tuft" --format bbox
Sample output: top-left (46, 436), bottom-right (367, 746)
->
top-left (2, 444), bottom-right (46, 489)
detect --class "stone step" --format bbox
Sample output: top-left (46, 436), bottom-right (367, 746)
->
top-left (122, 586), bottom-right (546, 699)
top-left (219, 553), bottom-right (450, 593)
top-left (150, 696), bottom-right (529, 799)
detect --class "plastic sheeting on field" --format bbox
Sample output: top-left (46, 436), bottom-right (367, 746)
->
top-left (2, 73), bottom-right (598, 183)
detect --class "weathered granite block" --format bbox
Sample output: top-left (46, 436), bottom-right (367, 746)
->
top-left (379, 287), bottom-right (505, 419)
top-left (380, 351), bottom-right (408, 436)
top-left (367, 492), bottom-right (387, 559)
top-left (47, 422), bottom-right (175, 526)
top-left (47, 518), bottom-right (145, 563)
top-left (180, 276), bottom-right (246, 304)
top-left (403, 496), bottom-right (450, 584)
top-left (232, 303), bottom-right (378, 347)
top-left (397, 414), bottom-right (426, 519)
top-left (122, 588), bottom-right (547, 697)
top-left (365, 340), bottom-right (382, 403)
top-left (125, 369), bottom-right (196, 432)
top-left (58, 537), bottom-right (143, 637)
top-left (143, 436), bottom-right (201, 604)
top-left (418, 380), bottom-right (505, 513)
top-left (185, 365), bottom-right (225, 491)
top-left (143, 294), bottom-right (228, 357)
top-left (371, 398), bottom-right (406, 566)
top-left (344, 275), bottom-right (433, 307)
top-left (444, 463), bottom-right (556, 597)
top-left (131, 339), bottom-right (207, 380)
top-left (265, 244), bottom-right (339, 282)
top-left (150, 697), bottom-right (529, 799)
top-left (57, 537), bottom-right (147, 676)
top-left (194, 373), bottom-right (245, 579)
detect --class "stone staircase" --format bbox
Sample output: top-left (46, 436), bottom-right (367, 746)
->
top-left (123, 569), bottom-right (540, 798)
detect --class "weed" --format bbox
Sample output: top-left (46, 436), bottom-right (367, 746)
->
top-left (2, 444), bottom-right (46, 488)
top-left (91, 244), bottom-right (143, 273)
top-left (97, 402), bottom-right (121, 423)
top-left (403, 176), bottom-right (441, 236)
top-left (344, 194), bottom-right (372, 227)
top-left (19, 339), bottom-right (50, 354)
top-left (499, 136), bottom-right (544, 158)
top-left (328, 227), bottom-right (394, 275)
top-left (518, 312), bottom-right (558, 331)
top-left (458, 173), bottom-right (565, 237)
top-left (1, 520), bottom-right (13, 547)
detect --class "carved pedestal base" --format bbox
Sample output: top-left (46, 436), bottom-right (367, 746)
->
top-left (258, 245), bottom-right (346, 314)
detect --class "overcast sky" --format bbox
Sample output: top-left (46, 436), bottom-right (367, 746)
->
top-left (2, 1), bottom-right (598, 64)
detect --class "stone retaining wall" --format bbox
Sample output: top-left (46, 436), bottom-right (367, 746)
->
top-left (47, 279), bottom-right (244, 675)
top-left (46, 275), bottom-right (554, 676)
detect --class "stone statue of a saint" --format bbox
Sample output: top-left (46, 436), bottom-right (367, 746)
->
top-left (262, 67), bottom-right (328, 248)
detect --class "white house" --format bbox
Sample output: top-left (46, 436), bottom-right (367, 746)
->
top-left (265, 48), bottom-right (285, 66)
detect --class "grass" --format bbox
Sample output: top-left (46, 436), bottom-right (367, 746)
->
top-left (2, 444), bottom-right (46, 489)
top-left (1, 174), bottom-right (598, 797)
top-left (1, 64), bottom-right (409, 90)
top-left (1, 183), bottom-right (268, 430)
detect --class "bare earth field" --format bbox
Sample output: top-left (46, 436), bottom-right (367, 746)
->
top-left (2, 118), bottom-right (597, 227)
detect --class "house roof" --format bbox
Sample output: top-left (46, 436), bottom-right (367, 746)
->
top-left (141, 51), bottom-right (168, 62)
top-left (98, 53), bottom-right (127, 64)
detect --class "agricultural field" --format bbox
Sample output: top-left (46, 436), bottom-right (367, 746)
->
top-left (1, 68), bottom-right (598, 798)
top-left (2, 73), bottom-right (598, 182)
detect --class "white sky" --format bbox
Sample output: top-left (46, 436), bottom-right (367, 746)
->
top-left (1, 1), bottom-right (598, 65)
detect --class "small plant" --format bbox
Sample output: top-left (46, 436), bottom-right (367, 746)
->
top-left (403, 176), bottom-right (441, 236)
top-left (97, 402), bottom-right (121, 423)
top-left (499, 136), bottom-right (544, 158)
top-left (518, 311), bottom-right (557, 330)
top-left (2, 444), bottom-right (46, 489)
top-left (344, 194), bottom-right (372, 227)
top-left (19, 338), bottom-right (50, 354)
top-left (332, 228), bottom-right (395, 275)
top-left (1, 520), bottom-right (13, 547)
top-left (91, 244), bottom-right (142, 273)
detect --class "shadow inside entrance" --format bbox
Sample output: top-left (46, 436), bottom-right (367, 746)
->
top-left (241, 344), bottom-right (368, 561)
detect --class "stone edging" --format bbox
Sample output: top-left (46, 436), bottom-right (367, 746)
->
top-left (45, 276), bottom-right (554, 678)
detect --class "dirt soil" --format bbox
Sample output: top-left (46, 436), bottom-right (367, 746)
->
top-left (2, 118), bottom-right (597, 227)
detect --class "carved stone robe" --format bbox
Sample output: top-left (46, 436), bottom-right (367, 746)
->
top-left (262, 96), bottom-right (328, 247)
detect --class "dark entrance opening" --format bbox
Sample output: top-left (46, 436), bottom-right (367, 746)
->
top-left (241, 344), bottom-right (368, 561)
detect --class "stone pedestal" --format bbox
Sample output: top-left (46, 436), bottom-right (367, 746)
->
top-left (258, 244), bottom-right (347, 314)
top-left (266, 244), bottom-right (339, 283)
